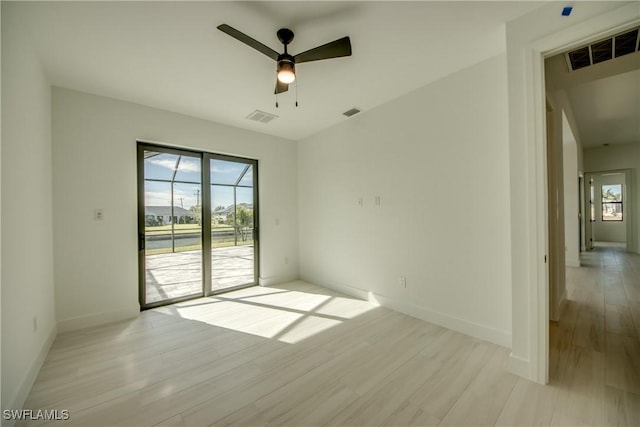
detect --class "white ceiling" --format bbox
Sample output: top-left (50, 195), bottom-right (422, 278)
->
top-left (566, 69), bottom-right (640, 147)
top-left (13, 1), bottom-right (545, 141)
top-left (545, 34), bottom-right (640, 149)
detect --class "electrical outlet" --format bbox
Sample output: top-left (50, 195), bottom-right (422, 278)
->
top-left (94, 208), bottom-right (104, 221)
top-left (399, 277), bottom-right (407, 288)
top-left (375, 196), bottom-right (381, 206)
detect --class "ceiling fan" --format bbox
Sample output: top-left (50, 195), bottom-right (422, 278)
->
top-left (217, 24), bottom-right (352, 95)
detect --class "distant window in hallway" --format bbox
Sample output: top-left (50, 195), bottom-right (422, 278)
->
top-left (602, 184), bottom-right (623, 221)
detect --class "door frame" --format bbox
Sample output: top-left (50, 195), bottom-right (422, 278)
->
top-left (513, 5), bottom-right (639, 383)
top-left (137, 141), bottom-right (260, 309)
top-left (584, 169), bottom-right (634, 251)
top-left (206, 152), bottom-right (260, 296)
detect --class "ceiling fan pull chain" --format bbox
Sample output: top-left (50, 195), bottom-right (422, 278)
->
top-left (295, 79), bottom-right (298, 107)
top-left (275, 92), bottom-right (279, 108)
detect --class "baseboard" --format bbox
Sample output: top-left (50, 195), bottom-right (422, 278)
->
top-left (2, 325), bottom-right (57, 427)
top-left (259, 274), bottom-right (298, 287)
top-left (565, 258), bottom-right (580, 267)
top-left (309, 279), bottom-right (373, 302)
top-left (315, 280), bottom-right (512, 348)
top-left (559, 288), bottom-right (568, 314)
top-left (508, 353), bottom-right (530, 379)
top-left (57, 306), bottom-right (139, 333)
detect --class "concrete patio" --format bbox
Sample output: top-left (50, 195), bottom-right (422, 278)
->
top-left (145, 245), bottom-right (255, 304)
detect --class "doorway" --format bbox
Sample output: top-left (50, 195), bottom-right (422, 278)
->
top-left (584, 170), bottom-right (632, 252)
top-left (137, 143), bottom-right (259, 309)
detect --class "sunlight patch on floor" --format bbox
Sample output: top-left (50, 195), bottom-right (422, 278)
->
top-left (156, 281), bottom-right (377, 343)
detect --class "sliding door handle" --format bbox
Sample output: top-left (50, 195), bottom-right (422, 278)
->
top-left (139, 233), bottom-right (145, 251)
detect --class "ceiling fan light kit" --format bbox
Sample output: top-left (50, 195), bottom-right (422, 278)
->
top-left (217, 24), bottom-right (351, 105)
top-left (277, 57), bottom-right (296, 84)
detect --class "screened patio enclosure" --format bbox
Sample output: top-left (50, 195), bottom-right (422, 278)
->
top-left (138, 144), bottom-right (258, 308)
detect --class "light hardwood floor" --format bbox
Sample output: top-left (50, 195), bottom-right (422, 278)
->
top-left (20, 246), bottom-right (640, 426)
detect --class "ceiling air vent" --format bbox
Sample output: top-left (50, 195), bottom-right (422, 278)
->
top-left (566, 27), bottom-right (639, 71)
top-left (246, 110), bottom-right (278, 124)
top-left (343, 107), bottom-right (361, 117)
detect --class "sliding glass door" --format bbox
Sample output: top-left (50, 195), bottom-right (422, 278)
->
top-left (209, 155), bottom-right (258, 292)
top-left (138, 143), bottom-right (258, 309)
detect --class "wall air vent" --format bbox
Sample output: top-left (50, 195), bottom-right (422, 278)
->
top-left (246, 110), bottom-right (278, 124)
top-left (566, 27), bottom-right (639, 71)
top-left (343, 107), bottom-right (361, 117)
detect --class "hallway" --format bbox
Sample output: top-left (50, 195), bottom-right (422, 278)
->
top-left (548, 244), bottom-right (640, 424)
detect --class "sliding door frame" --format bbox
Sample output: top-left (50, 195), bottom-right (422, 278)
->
top-left (137, 141), bottom-right (260, 309)
top-left (205, 152), bottom-right (260, 295)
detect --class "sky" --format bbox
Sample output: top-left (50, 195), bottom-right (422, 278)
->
top-left (144, 152), bottom-right (254, 209)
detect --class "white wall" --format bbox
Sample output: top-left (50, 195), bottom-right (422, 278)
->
top-left (505, 1), bottom-right (637, 382)
top-left (52, 88), bottom-right (299, 331)
top-left (1, 3), bottom-right (57, 417)
top-left (298, 54), bottom-right (512, 347)
top-left (585, 144), bottom-right (639, 252)
top-left (562, 112), bottom-right (581, 267)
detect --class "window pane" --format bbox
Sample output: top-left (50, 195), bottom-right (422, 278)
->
top-left (173, 156), bottom-right (201, 183)
top-left (236, 187), bottom-right (254, 229)
top-left (602, 202), bottom-right (623, 221)
top-left (238, 165), bottom-right (254, 187)
top-left (602, 184), bottom-right (622, 202)
top-left (211, 159), bottom-right (250, 185)
top-left (144, 152), bottom-right (180, 180)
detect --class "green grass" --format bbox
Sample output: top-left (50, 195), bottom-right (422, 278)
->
top-left (145, 240), bottom-right (254, 256)
top-left (145, 224), bottom-right (235, 236)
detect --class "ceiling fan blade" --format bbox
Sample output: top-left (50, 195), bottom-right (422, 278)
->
top-left (294, 36), bottom-right (352, 64)
top-left (217, 24), bottom-right (279, 61)
top-left (275, 79), bottom-right (289, 94)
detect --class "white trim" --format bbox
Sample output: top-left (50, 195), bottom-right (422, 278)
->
top-left (317, 280), bottom-right (512, 348)
top-left (2, 326), bottom-right (57, 427)
top-left (259, 274), bottom-right (298, 287)
top-left (508, 353), bottom-right (530, 379)
top-left (57, 306), bottom-right (139, 333)
top-left (565, 258), bottom-right (581, 268)
top-left (518, 4), bottom-right (640, 384)
top-left (559, 288), bottom-right (568, 315)
top-left (312, 280), bottom-right (371, 302)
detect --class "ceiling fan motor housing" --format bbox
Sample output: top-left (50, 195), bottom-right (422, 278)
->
top-left (277, 28), bottom-right (295, 46)
top-left (277, 53), bottom-right (295, 67)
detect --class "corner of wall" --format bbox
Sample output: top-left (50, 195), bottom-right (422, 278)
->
top-left (56, 306), bottom-right (140, 334)
top-left (2, 324), bottom-right (56, 426)
top-left (508, 353), bottom-right (530, 380)
top-left (315, 279), bottom-right (512, 348)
